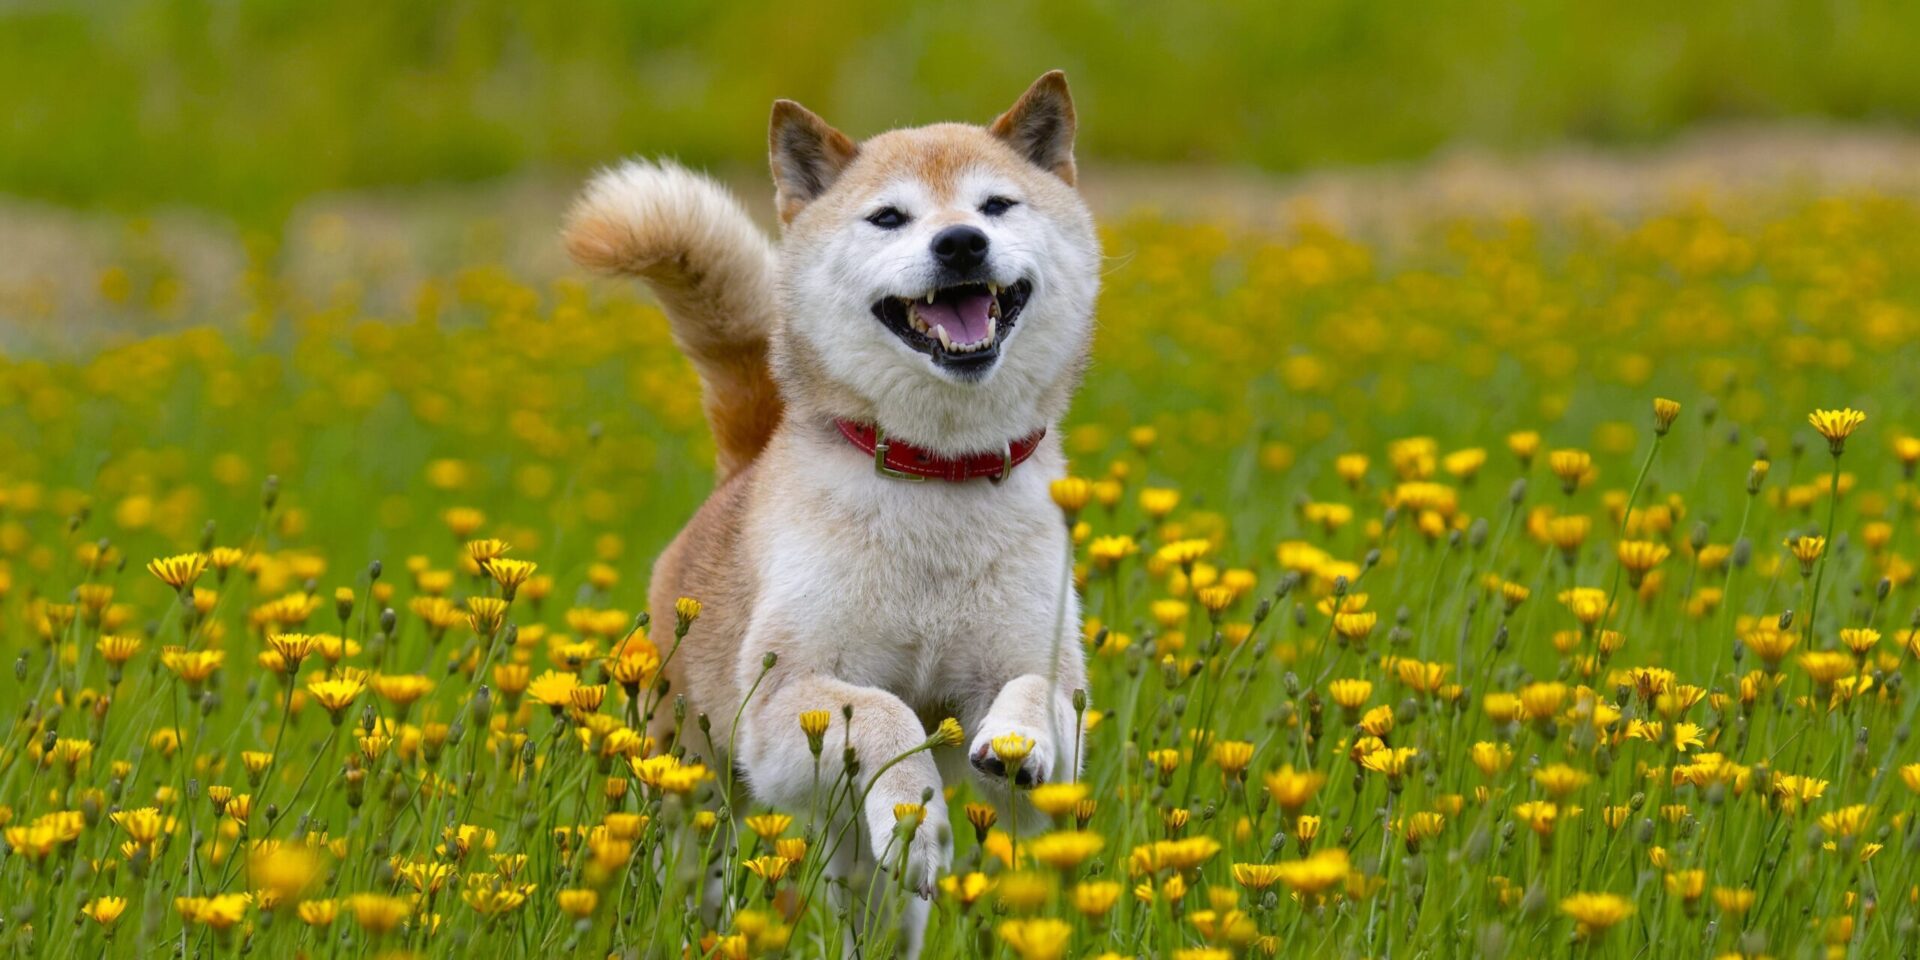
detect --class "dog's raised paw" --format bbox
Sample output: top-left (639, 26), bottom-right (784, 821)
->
top-left (967, 726), bottom-right (1055, 789)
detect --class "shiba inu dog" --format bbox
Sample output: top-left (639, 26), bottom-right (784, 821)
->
top-left (563, 71), bottom-right (1097, 952)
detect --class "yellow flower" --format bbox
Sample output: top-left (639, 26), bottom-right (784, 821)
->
top-left (1273, 848), bottom-right (1349, 896)
top-left (369, 673), bottom-right (434, 707)
top-left (1332, 610), bottom-right (1377, 642)
top-left (674, 596), bottom-right (703, 628)
top-left (1512, 801), bottom-right (1559, 836)
top-left (1470, 741), bottom-right (1514, 776)
top-left (306, 675), bottom-right (365, 721)
top-left (110, 807), bottom-right (166, 844)
top-left (1138, 487), bottom-right (1181, 519)
top-left (743, 854), bottom-right (792, 883)
top-left (466, 596), bottom-right (510, 635)
top-left (798, 709), bottom-right (832, 754)
top-left (1557, 587), bottom-right (1610, 626)
top-left (1263, 765), bottom-right (1327, 812)
top-left (97, 634), bottom-right (143, 666)
top-left (1713, 887), bottom-right (1756, 915)
top-left (1089, 535), bottom-right (1139, 570)
top-left (1785, 535), bottom-right (1827, 576)
top-left (1029, 782), bottom-right (1089, 818)
top-left (941, 871), bottom-right (994, 906)
top-left (147, 552), bottom-right (209, 591)
top-left (265, 632), bottom-right (319, 671)
top-left (1050, 477), bottom-right (1093, 516)
top-left (462, 537), bottom-right (510, 563)
top-left (1817, 804), bottom-right (1870, 838)
top-left (461, 880), bottom-right (532, 915)
top-left (568, 684), bottom-right (607, 713)
top-left (998, 917), bottom-right (1073, 960)
top-left (556, 888), bottom-right (598, 918)
top-left (83, 895), bottom-right (128, 927)
top-left (488, 558), bottom-right (539, 598)
top-left (775, 837), bottom-right (807, 863)
top-left (1359, 746), bottom-right (1417, 778)
top-left (174, 893), bottom-right (250, 930)
top-left (160, 646), bottom-right (225, 684)
top-left (1328, 678), bottom-right (1373, 713)
top-left (964, 803), bottom-right (999, 840)
top-left (1209, 740), bottom-right (1255, 776)
top-left (1838, 627), bottom-right (1880, 656)
top-left (1507, 431), bottom-right (1541, 465)
top-left (1651, 397), bottom-right (1681, 435)
top-left (744, 813), bottom-right (792, 841)
top-left (1899, 764), bottom-right (1920, 795)
top-left (345, 893), bottom-right (412, 934)
top-left (1071, 880), bottom-right (1123, 919)
top-left (1559, 892), bottom-right (1634, 935)
top-left (1547, 449), bottom-right (1592, 493)
top-left (991, 732), bottom-right (1036, 766)
top-left (1156, 538), bottom-right (1211, 567)
top-left (1807, 407), bottom-right (1866, 455)
top-left (1533, 763), bottom-right (1592, 797)
top-left (1231, 862), bottom-right (1283, 890)
top-left (1195, 584), bottom-right (1236, 616)
top-left (528, 670), bottom-right (581, 712)
top-left (1615, 540), bottom-right (1670, 587)
top-left (1029, 830), bottom-right (1104, 869)
top-left (295, 899), bottom-right (337, 926)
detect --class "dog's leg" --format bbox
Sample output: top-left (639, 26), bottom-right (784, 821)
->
top-left (823, 833), bottom-right (934, 960)
top-left (737, 671), bottom-right (953, 899)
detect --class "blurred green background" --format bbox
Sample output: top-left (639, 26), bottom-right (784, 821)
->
top-left (4, 0), bottom-right (1916, 223)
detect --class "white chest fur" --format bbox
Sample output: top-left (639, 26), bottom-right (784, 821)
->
top-left (743, 431), bottom-right (1075, 711)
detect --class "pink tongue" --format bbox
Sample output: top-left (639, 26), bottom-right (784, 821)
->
top-left (917, 292), bottom-right (994, 343)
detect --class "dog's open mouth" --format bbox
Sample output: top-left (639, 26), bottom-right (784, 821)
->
top-left (871, 279), bottom-right (1032, 376)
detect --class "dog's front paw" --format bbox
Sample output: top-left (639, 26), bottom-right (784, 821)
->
top-left (866, 792), bottom-right (952, 899)
top-left (968, 725), bottom-right (1056, 788)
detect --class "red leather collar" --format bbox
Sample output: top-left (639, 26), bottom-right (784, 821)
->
top-left (834, 419), bottom-right (1047, 483)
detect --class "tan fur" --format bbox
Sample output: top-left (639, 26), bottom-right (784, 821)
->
top-left (564, 162), bottom-right (783, 478)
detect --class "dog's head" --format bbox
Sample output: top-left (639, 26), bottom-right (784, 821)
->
top-left (767, 72), bottom-right (1099, 456)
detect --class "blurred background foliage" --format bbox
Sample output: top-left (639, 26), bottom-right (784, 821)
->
top-left (4, 0), bottom-right (1917, 223)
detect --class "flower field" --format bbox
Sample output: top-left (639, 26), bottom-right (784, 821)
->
top-left (7, 190), bottom-right (1920, 959)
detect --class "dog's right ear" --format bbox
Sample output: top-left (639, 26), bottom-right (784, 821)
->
top-left (770, 100), bottom-right (857, 223)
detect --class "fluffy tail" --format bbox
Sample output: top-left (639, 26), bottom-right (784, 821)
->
top-left (564, 160), bottom-right (782, 480)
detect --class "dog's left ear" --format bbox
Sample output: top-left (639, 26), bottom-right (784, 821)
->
top-left (991, 70), bottom-right (1077, 185)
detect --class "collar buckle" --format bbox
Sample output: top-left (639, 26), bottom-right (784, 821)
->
top-left (871, 426), bottom-right (928, 483)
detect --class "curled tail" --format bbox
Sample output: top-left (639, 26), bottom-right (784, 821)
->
top-left (564, 160), bottom-right (782, 479)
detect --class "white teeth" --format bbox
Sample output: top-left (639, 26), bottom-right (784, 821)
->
top-left (926, 291), bottom-right (936, 304)
top-left (936, 327), bottom-right (953, 350)
top-left (988, 282), bottom-right (999, 295)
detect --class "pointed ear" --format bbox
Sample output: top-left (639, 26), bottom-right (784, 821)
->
top-left (769, 99), bottom-right (858, 223)
top-left (990, 70), bottom-right (1077, 185)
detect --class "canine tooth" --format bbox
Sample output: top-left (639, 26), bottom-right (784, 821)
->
top-left (988, 282), bottom-right (999, 295)
top-left (926, 291), bottom-right (936, 304)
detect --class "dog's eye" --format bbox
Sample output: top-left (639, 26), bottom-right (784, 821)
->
top-left (980, 196), bottom-right (1018, 217)
top-left (865, 207), bottom-right (910, 229)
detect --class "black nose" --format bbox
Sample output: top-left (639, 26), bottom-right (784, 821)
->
top-left (930, 225), bottom-right (989, 272)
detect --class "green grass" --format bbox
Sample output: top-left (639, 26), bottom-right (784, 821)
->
top-left (3, 193), bottom-right (1920, 957)
top-left (4, 0), bottom-right (1919, 222)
